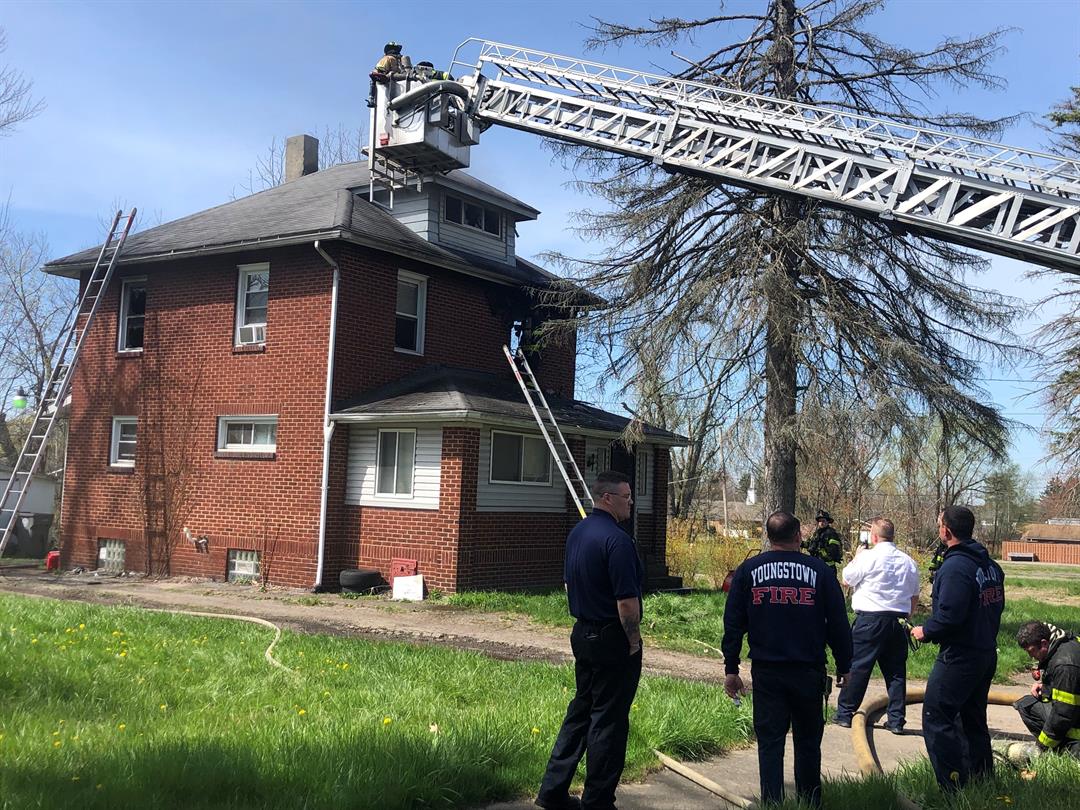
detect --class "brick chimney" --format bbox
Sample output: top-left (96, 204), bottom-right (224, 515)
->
top-left (285, 134), bottom-right (319, 182)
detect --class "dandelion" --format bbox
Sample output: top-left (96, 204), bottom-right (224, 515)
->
top-left (531, 727), bottom-right (541, 735)
top-left (79, 624), bottom-right (85, 630)
top-left (117, 723), bottom-right (126, 732)
top-left (65, 628), bottom-right (73, 634)
top-left (53, 740), bottom-right (61, 748)
top-left (382, 716), bottom-right (392, 726)
top-left (119, 651), bottom-right (128, 658)
top-left (159, 704), bottom-right (167, 711)
top-left (53, 731), bottom-right (60, 737)
top-left (298, 709), bottom-right (307, 716)
top-left (112, 631), bottom-right (121, 637)
top-left (429, 723), bottom-right (439, 734)
top-left (631, 703), bottom-right (639, 712)
top-left (30, 638), bottom-right (38, 644)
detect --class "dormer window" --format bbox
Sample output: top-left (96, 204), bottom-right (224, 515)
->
top-left (444, 194), bottom-right (501, 237)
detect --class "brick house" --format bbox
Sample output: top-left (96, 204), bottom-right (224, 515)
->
top-left (45, 140), bottom-right (683, 592)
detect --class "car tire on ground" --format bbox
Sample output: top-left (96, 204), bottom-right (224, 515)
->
top-left (339, 568), bottom-right (384, 593)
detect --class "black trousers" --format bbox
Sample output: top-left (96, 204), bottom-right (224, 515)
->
top-left (1014, 694), bottom-right (1080, 758)
top-left (835, 612), bottom-right (908, 726)
top-left (751, 662), bottom-right (828, 808)
top-left (922, 646), bottom-right (996, 790)
top-left (537, 620), bottom-right (642, 809)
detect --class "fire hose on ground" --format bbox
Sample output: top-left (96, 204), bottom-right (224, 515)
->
top-left (657, 686), bottom-right (1028, 810)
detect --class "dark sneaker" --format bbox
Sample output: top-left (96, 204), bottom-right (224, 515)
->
top-left (832, 716), bottom-right (852, 728)
top-left (535, 796), bottom-right (583, 810)
top-left (884, 722), bottom-right (905, 735)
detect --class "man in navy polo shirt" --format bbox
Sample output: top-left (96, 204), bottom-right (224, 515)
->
top-left (536, 471), bottom-right (644, 810)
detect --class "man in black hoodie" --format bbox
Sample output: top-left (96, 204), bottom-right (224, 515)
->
top-left (722, 511), bottom-right (852, 808)
top-left (911, 506), bottom-right (1005, 791)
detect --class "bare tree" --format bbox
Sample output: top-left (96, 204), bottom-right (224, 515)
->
top-left (545, 0), bottom-right (1023, 514)
top-left (237, 124), bottom-right (367, 195)
top-left (0, 28), bottom-right (43, 137)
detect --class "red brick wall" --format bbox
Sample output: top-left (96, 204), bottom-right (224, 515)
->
top-left (59, 237), bottom-right (593, 591)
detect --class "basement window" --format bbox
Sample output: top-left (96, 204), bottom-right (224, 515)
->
top-left (444, 194), bottom-right (501, 237)
top-left (117, 277), bottom-right (146, 352)
top-left (217, 416), bottom-right (278, 453)
top-left (97, 539), bottom-right (125, 574)
top-left (490, 430), bottom-right (551, 485)
top-left (227, 549), bottom-right (261, 582)
top-left (235, 263), bottom-right (269, 346)
top-left (109, 417), bottom-right (137, 467)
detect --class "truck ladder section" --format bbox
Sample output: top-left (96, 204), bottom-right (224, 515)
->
top-left (503, 345), bottom-right (593, 519)
top-left (454, 40), bottom-right (1080, 273)
top-left (0, 209), bottom-right (137, 556)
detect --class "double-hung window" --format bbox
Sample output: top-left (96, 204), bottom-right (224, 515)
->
top-left (110, 417), bottom-right (137, 467)
top-left (217, 416), bottom-right (277, 453)
top-left (235, 263), bottom-right (269, 345)
top-left (376, 429), bottom-right (415, 496)
top-left (117, 278), bottom-right (146, 351)
top-left (444, 194), bottom-right (501, 236)
top-left (395, 270), bottom-right (426, 354)
top-left (490, 430), bottom-right (551, 485)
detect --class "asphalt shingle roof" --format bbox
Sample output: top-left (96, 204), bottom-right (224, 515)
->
top-left (43, 164), bottom-right (553, 289)
top-left (332, 365), bottom-right (685, 444)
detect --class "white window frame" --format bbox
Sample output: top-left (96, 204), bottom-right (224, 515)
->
top-left (636, 448), bottom-right (650, 497)
top-left (394, 270), bottom-right (427, 356)
top-left (216, 415), bottom-right (278, 453)
top-left (117, 276), bottom-right (147, 353)
top-left (235, 263), bottom-right (269, 346)
top-left (109, 417), bottom-right (137, 467)
top-left (375, 428), bottom-right (417, 497)
top-left (489, 430), bottom-right (553, 486)
top-left (443, 193), bottom-right (502, 238)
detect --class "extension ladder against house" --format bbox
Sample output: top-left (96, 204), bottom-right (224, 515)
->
top-left (0, 209), bottom-right (137, 556)
top-left (503, 344), bottom-right (593, 519)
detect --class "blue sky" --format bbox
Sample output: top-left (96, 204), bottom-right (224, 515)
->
top-left (2, 0), bottom-right (1079, 483)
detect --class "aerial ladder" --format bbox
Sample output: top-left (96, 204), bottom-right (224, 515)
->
top-left (367, 39), bottom-right (1080, 512)
top-left (371, 39), bottom-right (1080, 273)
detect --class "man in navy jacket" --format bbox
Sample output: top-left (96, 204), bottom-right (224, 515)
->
top-left (722, 511), bottom-right (852, 808)
top-left (912, 505), bottom-right (1005, 791)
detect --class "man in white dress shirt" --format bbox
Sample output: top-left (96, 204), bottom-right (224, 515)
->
top-left (833, 517), bottom-right (920, 733)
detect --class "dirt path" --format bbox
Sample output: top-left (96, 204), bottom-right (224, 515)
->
top-left (0, 567), bottom-right (726, 683)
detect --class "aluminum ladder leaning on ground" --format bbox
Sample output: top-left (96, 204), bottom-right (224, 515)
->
top-left (0, 209), bottom-right (137, 556)
top-left (503, 345), bottom-right (593, 519)
top-left (437, 40), bottom-right (1080, 273)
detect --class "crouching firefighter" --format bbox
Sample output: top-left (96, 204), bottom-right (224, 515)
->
top-left (803, 510), bottom-right (843, 575)
top-left (1013, 620), bottom-right (1080, 759)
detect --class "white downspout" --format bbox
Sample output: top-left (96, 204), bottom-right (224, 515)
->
top-left (313, 240), bottom-right (339, 591)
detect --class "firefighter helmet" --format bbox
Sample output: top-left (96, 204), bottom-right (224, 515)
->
top-left (384, 41), bottom-right (403, 55)
top-left (816, 509), bottom-right (833, 523)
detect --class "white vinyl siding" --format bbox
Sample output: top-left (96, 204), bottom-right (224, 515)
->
top-left (109, 417), bottom-right (137, 467)
top-left (394, 270), bottom-right (427, 355)
top-left (636, 447), bottom-right (653, 514)
top-left (235, 263), bottom-right (269, 345)
top-left (477, 428), bottom-right (568, 512)
top-left (117, 277), bottom-right (146, 352)
top-left (217, 416), bottom-right (277, 453)
top-left (345, 426), bottom-right (441, 509)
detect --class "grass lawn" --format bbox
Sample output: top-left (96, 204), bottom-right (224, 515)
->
top-left (440, 591), bottom-right (1080, 682)
top-left (796, 756), bottom-right (1080, 810)
top-left (0, 594), bottom-right (751, 809)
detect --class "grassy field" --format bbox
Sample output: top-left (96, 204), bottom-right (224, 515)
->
top-left (0, 594), bottom-right (752, 809)
top-left (440, 590), bottom-right (1080, 682)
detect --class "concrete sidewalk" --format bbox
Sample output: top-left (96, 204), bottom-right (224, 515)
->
top-left (484, 691), bottom-right (1030, 809)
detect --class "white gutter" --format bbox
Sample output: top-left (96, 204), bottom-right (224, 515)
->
top-left (313, 240), bottom-right (340, 591)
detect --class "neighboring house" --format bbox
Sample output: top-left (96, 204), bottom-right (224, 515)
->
top-left (1003, 521), bottom-right (1080, 565)
top-left (0, 465), bottom-right (56, 558)
top-left (44, 137), bottom-right (684, 592)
